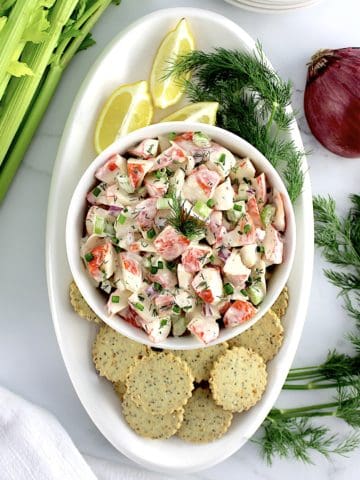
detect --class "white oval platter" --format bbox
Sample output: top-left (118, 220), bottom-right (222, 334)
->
top-left (46, 7), bottom-right (314, 474)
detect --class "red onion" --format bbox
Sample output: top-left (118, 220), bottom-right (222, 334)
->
top-left (218, 247), bottom-right (231, 262)
top-left (108, 205), bottom-right (123, 215)
top-left (304, 48), bottom-right (360, 158)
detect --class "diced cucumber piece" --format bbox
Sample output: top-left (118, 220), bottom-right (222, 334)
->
top-left (260, 204), bottom-right (276, 227)
top-left (156, 197), bottom-right (173, 209)
top-left (172, 316), bottom-right (189, 336)
top-left (226, 201), bottom-right (246, 222)
top-left (247, 284), bottom-right (264, 306)
top-left (94, 215), bottom-right (105, 234)
top-left (193, 200), bottom-right (212, 219)
top-left (193, 131), bottom-right (211, 148)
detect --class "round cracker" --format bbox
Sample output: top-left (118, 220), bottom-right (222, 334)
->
top-left (113, 381), bottom-right (127, 401)
top-left (271, 286), bottom-right (289, 318)
top-left (92, 325), bottom-right (148, 383)
top-left (171, 342), bottom-right (229, 382)
top-left (69, 281), bottom-right (101, 323)
top-left (228, 310), bottom-right (283, 362)
top-left (209, 347), bottom-right (267, 413)
top-left (177, 387), bottom-right (233, 443)
top-left (126, 352), bottom-right (194, 415)
top-left (122, 392), bottom-right (183, 439)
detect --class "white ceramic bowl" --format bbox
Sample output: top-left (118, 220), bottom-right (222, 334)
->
top-left (66, 121), bottom-right (296, 350)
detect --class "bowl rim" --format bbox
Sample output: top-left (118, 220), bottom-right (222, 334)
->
top-left (66, 121), bottom-right (296, 350)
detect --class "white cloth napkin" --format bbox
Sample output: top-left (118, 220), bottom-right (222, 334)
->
top-left (0, 387), bottom-right (169, 480)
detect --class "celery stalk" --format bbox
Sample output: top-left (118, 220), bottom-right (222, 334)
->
top-left (0, 0), bottom-right (115, 202)
top-left (0, 0), bottom-right (79, 167)
top-left (0, 0), bottom-right (38, 86)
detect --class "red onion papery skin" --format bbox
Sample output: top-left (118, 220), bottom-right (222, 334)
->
top-left (304, 48), bottom-right (360, 158)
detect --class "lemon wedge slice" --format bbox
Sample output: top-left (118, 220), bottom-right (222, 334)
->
top-left (161, 102), bottom-right (219, 125)
top-left (94, 80), bottom-right (153, 154)
top-left (150, 18), bottom-right (194, 109)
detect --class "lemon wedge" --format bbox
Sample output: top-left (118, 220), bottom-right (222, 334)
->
top-left (150, 18), bottom-right (194, 109)
top-left (160, 102), bottom-right (219, 125)
top-left (94, 80), bottom-right (153, 153)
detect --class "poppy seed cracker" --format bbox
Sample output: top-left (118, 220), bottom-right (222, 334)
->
top-left (228, 310), bottom-right (283, 362)
top-left (177, 387), bottom-right (233, 443)
top-left (92, 324), bottom-right (149, 382)
top-left (122, 392), bottom-right (184, 439)
top-left (69, 281), bottom-right (101, 324)
top-left (171, 342), bottom-right (229, 382)
top-left (209, 347), bottom-right (267, 413)
top-left (126, 352), bottom-right (194, 415)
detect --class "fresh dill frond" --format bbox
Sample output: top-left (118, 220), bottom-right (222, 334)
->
top-left (168, 43), bottom-right (304, 202)
top-left (256, 416), bottom-right (360, 465)
top-left (167, 195), bottom-right (206, 240)
top-left (314, 195), bottom-right (360, 352)
top-left (335, 380), bottom-right (360, 427)
top-left (313, 195), bottom-right (360, 268)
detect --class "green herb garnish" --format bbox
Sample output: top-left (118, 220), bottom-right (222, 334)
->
top-left (243, 223), bottom-right (251, 234)
top-left (92, 186), bottom-right (101, 197)
top-left (111, 295), bottom-right (120, 303)
top-left (167, 44), bottom-right (304, 203)
top-left (157, 261), bottom-right (164, 269)
top-left (150, 266), bottom-right (158, 274)
top-left (206, 198), bottom-right (215, 208)
top-left (172, 304), bottom-right (181, 314)
top-left (160, 318), bottom-right (168, 328)
top-left (117, 213), bottom-right (127, 225)
top-left (166, 261), bottom-right (176, 271)
top-left (218, 152), bottom-right (226, 165)
top-left (84, 252), bottom-right (94, 262)
top-left (147, 228), bottom-right (156, 239)
top-left (223, 283), bottom-right (234, 295)
top-left (168, 194), bottom-right (206, 240)
top-left (153, 282), bottom-right (162, 292)
top-left (134, 302), bottom-right (144, 311)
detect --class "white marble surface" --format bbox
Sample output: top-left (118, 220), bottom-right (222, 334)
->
top-left (0, 0), bottom-right (359, 478)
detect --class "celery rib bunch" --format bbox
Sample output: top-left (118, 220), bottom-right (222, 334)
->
top-left (0, 0), bottom-right (121, 203)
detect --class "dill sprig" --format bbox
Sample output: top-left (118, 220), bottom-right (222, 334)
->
top-left (258, 417), bottom-right (360, 465)
top-left (284, 350), bottom-right (360, 390)
top-left (167, 43), bottom-right (304, 202)
top-left (314, 195), bottom-right (360, 340)
top-left (167, 195), bottom-right (206, 240)
top-left (257, 381), bottom-right (360, 464)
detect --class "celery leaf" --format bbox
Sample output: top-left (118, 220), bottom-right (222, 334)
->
top-left (23, 7), bottom-right (50, 43)
top-left (7, 61), bottom-right (34, 77)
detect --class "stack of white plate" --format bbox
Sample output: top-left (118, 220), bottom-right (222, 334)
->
top-left (225, 0), bottom-right (321, 13)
